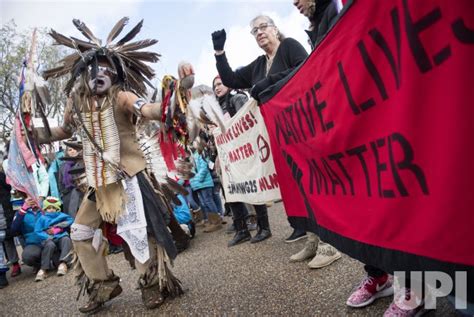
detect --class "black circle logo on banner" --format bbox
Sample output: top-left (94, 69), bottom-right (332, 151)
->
top-left (257, 135), bottom-right (270, 163)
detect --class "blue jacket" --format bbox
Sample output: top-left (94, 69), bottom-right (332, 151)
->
top-left (172, 194), bottom-right (192, 225)
top-left (34, 211), bottom-right (73, 242)
top-left (11, 208), bottom-right (43, 246)
top-left (190, 152), bottom-right (214, 190)
top-left (48, 151), bottom-right (64, 198)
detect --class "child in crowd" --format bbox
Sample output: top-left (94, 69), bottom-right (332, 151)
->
top-left (10, 196), bottom-right (44, 280)
top-left (34, 196), bottom-right (73, 281)
top-left (190, 138), bottom-right (222, 233)
top-left (172, 193), bottom-right (195, 238)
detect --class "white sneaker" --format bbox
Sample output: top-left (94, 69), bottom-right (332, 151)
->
top-left (57, 263), bottom-right (68, 276)
top-left (35, 269), bottom-right (47, 282)
top-left (308, 242), bottom-right (341, 269)
top-left (290, 240), bottom-right (318, 262)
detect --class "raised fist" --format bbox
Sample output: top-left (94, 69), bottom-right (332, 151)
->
top-left (211, 29), bottom-right (226, 51)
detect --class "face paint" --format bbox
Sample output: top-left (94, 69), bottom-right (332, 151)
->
top-left (88, 68), bottom-right (114, 95)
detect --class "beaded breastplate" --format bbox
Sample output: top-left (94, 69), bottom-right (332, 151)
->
top-left (81, 99), bottom-right (121, 188)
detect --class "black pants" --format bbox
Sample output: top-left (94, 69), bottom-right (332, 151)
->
top-left (365, 264), bottom-right (386, 278)
top-left (365, 264), bottom-right (415, 290)
top-left (230, 202), bottom-right (248, 220)
top-left (254, 204), bottom-right (270, 231)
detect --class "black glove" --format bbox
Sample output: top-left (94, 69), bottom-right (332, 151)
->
top-left (212, 29), bottom-right (226, 51)
top-left (250, 77), bottom-right (272, 102)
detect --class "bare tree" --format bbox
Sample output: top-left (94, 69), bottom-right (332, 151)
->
top-left (0, 20), bottom-right (68, 145)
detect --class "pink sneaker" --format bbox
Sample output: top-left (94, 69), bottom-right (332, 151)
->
top-left (383, 287), bottom-right (426, 317)
top-left (346, 274), bottom-right (394, 308)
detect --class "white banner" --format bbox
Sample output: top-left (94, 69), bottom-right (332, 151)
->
top-left (213, 99), bottom-right (281, 204)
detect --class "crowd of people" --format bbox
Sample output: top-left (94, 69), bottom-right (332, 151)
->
top-left (0, 0), bottom-right (471, 316)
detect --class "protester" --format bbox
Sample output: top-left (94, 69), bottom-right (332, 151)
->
top-left (47, 148), bottom-right (64, 199)
top-left (270, 0), bottom-right (341, 269)
top-left (290, 2), bottom-right (410, 315)
top-left (0, 164), bottom-right (22, 278)
top-left (207, 145), bottom-right (225, 218)
top-left (68, 160), bottom-right (87, 195)
top-left (58, 142), bottom-right (83, 217)
top-left (212, 15), bottom-right (308, 91)
top-left (211, 15), bottom-right (309, 244)
top-left (265, 1), bottom-right (421, 316)
top-left (171, 193), bottom-right (195, 238)
top-left (5, 191), bottom-right (24, 277)
top-left (250, 0), bottom-right (338, 100)
top-left (183, 176), bottom-right (201, 213)
top-left (212, 76), bottom-right (264, 246)
top-left (190, 138), bottom-right (222, 233)
top-left (293, 0), bottom-right (338, 48)
top-left (10, 196), bottom-right (45, 281)
top-left (33, 163), bottom-right (49, 203)
top-left (0, 194), bottom-right (9, 288)
top-left (239, 3), bottom-right (341, 268)
top-left (198, 130), bottom-right (226, 219)
top-left (33, 196), bottom-right (73, 281)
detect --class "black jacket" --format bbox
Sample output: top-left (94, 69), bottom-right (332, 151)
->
top-left (306, 1), bottom-right (339, 49)
top-left (216, 37), bottom-right (308, 89)
top-left (218, 91), bottom-right (249, 117)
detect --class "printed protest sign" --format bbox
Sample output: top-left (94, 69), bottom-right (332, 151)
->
top-left (214, 99), bottom-right (281, 204)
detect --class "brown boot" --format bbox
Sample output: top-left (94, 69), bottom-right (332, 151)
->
top-left (192, 208), bottom-right (203, 223)
top-left (203, 213), bottom-right (223, 233)
top-left (78, 276), bottom-right (122, 314)
top-left (194, 208), bottom-right (207, 227)
top-left (196, 219), bottom-right (207, 227)
top-left (141, 283), bottom-right (166, 310)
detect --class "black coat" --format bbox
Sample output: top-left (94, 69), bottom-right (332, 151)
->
top-left (216, 37), bottom-right (308, 89)
top-left (218, 91), bottom-right (249, 117)
top-left (306, 1), bottom-right (339, 49)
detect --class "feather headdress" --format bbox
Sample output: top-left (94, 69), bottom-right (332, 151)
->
top-left (43, 17), bottom-right (160, 97)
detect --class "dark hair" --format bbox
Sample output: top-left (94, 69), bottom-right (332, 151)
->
top-left (212, 75), bottom-right (221, 92)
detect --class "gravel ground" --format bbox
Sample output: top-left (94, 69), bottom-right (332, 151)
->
top-left (0, 202), bottom-right (457, 316)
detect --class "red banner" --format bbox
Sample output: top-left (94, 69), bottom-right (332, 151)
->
top-left (261, 0), bottom-right (474, 267)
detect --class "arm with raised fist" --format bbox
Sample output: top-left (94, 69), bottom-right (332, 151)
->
top-left (212, 29), bottom-right (256, 89)
top-left (212, 29), bottom-right (227, 54)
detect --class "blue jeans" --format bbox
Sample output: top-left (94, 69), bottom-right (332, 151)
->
top-left (212, 186), bottom-right (224, 216)
top-left (185, 185), bottom-right (200, 210)
top-left (196, 187), bottom-right (219, 218)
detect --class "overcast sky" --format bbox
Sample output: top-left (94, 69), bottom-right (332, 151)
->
top-left (2, 0), bottom-right (311, 88)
